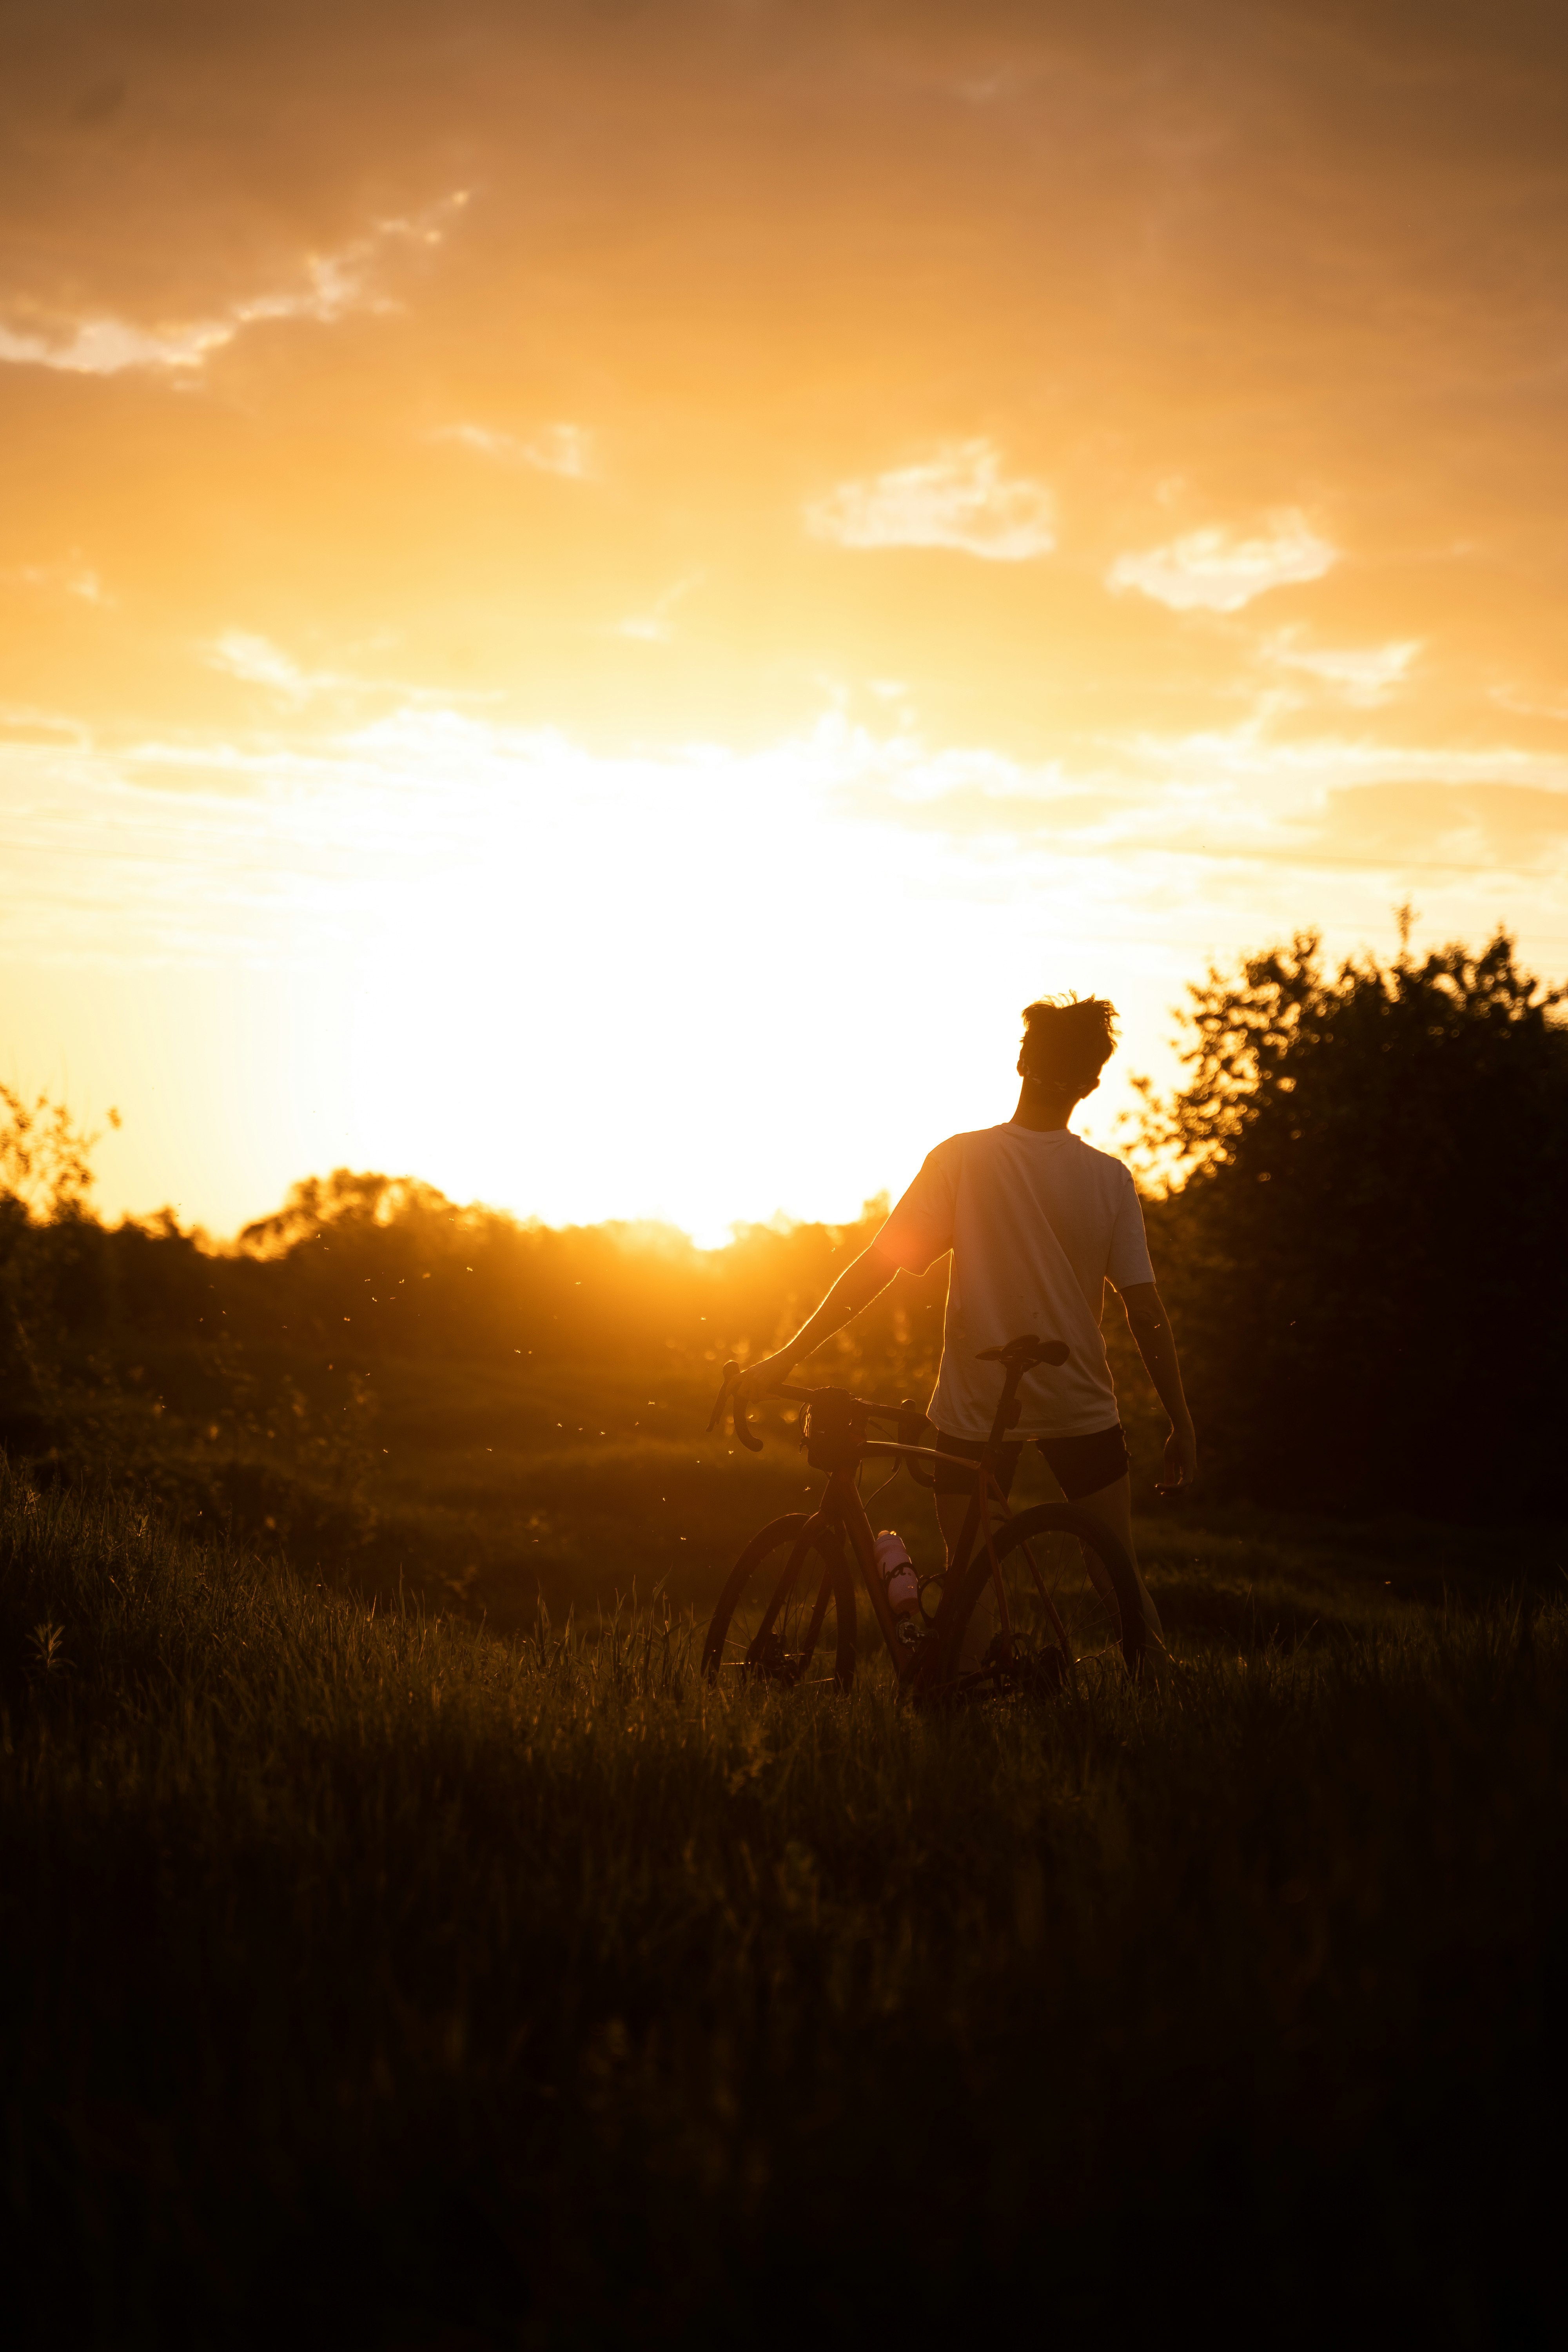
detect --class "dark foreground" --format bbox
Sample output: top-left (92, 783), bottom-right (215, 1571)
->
top-left (1, 1460), bottom-right (1561, 2346)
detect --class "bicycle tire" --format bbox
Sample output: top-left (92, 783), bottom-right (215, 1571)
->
top-left (701, 1512), bottom-right (858, 1690)
top-left (918, 1502), bottom-right (1146, 1695)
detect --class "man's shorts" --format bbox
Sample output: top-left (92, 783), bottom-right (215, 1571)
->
top-left (932, 1424), bottom-right (1129, 1504)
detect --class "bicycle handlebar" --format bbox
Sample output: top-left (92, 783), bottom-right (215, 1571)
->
top-left (709, 1335), bottom-right (1071, 1458)
top-left (709, 1363), bottom-right (918, 1453)
top-left (709, 1359), bottom-right (763, 1451)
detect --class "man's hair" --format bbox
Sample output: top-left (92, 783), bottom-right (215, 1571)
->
top-left (1018, 995), bottom-right (1120, 1097)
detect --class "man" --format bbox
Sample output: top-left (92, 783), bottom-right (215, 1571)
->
top-left (733, 995), bottom-right (1196, 1643)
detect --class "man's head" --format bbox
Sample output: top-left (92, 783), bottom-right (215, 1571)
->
top-left (1017, 995), bottom-right (1120, 1105)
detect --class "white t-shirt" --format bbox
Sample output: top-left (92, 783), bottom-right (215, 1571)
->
top-left (877, 1123), bottom-right (1155, 1442)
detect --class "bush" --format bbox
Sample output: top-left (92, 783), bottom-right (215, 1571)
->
top-left (1143, 926), bottom-right (1568, 1517)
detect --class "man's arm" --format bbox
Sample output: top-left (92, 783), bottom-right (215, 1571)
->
top-left (1118, 1281), bottom-right (1198, 1492)
top-left (732, 1238), bottom-right (903, 1403)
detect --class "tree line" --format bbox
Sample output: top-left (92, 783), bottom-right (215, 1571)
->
top-left (3, 923), bottom-right (1564, 1522)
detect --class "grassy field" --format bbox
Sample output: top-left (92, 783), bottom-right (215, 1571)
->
top-left (55, 1334), bottom-right (1537, 1638)
top-left (3, 1434), bottom-right (1564, 2346)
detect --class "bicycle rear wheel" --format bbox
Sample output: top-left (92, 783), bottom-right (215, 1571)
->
top-left (701, 1511), bottom-right (858, 1690)
top-left (919, 1503), bottom-right (1146, 1695)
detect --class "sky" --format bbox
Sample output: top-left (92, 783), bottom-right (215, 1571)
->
top-left (3, 0), bottom-right (1567, 1244)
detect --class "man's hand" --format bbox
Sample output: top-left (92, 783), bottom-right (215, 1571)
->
top-left (1121, 1283), bottom-right (1198, 1499)
top-left (1158, 1417), bottom-right (1198, 1497)
top-left (732, 1351), bottom-right (796, 1408)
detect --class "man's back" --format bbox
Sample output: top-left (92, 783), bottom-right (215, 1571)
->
top-left (879, 1123), bottom-right (1154, 1441)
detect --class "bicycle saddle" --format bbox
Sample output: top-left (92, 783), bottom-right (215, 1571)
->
top-left (976, 1333), bottom-right (1070, 1370)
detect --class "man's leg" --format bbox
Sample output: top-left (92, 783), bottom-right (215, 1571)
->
top-left (934, 1485), bottom-right (973, 1570)
top-left (943, 1450), bottom-right (1162, 1648)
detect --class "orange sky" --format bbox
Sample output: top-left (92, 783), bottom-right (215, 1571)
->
top-left (3, 2), bottom-right (1566, 1240)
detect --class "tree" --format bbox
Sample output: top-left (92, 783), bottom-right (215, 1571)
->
top-left (1142, 925), bottom-right (1568, 1519)
top-left (0, 1088), bottom-right (120, 1434)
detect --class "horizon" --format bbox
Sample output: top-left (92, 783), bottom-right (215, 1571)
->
top-left (4, 3), bottom-right (1566, 1247)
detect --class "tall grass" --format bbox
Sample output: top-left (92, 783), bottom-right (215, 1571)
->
top-left (2, 1456), bottom-right (1562, 2343)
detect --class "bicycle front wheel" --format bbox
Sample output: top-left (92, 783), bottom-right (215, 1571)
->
top-left (920, 1503), bottom-right (1147, 1695)
top-left (701, 1511), bottom-right (858, 1690)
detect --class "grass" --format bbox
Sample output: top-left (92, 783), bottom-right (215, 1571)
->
top-left (50, 1346), bottom-right (829, 1629)
top-left (56, 1337), bottom-right (1553, 1640)
top-left (2, 1452), bottom-right (1565, 2345)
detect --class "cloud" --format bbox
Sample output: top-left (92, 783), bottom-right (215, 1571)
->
top-left (5, 558), bottom-right (109, 605)
top-left (0, 194), bottom-right (468, 378)
top-left (205, 632), bottom-right (407, 706)
top-left (806, 440), bottom-right (1056, 561)
top-left (0, 710), bottom-right (84, 747)
top-left (0, 316), bottom-right (232, 375)
top-left (120, 755), bottom-right (268, 801)
top-left (205, 629), bottom-right (500, 711)
top-left (1107, 511), bottom-right (1338, 612)
top-left (1490, 684), bottom-right (1568, 724)
top-left (1263, 629), bottom-right (1420, 705)
top-left (617, 575), bottom-right (703, 643)
top-left (430, 421), bottom-right (593, 478)
top-left (208, 633), bottom-right (328, 701)
top-left (1310, 781), bottom-right (1568, 871)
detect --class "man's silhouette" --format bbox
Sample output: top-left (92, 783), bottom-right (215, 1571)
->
top-left (734, 996), bottom-right (1196, 1641)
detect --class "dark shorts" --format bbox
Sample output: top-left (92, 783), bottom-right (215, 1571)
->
top-left (932, 1424), bottom-right (1129, 1504)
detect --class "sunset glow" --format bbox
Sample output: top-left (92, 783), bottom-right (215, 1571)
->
top-left (4, 5), bottom-right (1566, 1240)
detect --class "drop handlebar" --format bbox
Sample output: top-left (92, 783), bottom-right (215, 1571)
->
top-left (706, 1336), bottom-right (1070, 1458)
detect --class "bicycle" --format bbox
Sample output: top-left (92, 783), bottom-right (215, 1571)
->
top-left (701, 1334), bottom-right (1147, 1698)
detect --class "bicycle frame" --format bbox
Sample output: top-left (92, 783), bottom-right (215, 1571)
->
top-left (739, 1348), bottom-right (1080, 1688)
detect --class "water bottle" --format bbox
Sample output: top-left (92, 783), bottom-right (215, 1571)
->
top-left (874, 1530), bottom-right (920, 1621)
